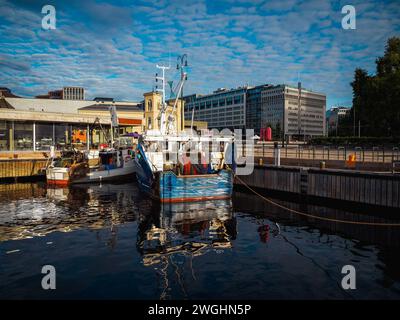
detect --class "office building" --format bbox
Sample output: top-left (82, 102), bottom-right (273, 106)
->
top-left (263, 84), bottom-right (326, 139)
top-left (36, 86), bottom-right (85, 100)
top-left (184, 87), bottom-right (247, 130)
top-left (184, 83), bottom-right (326, 139)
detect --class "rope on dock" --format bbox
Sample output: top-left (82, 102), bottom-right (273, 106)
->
top-left (234, 174), bottom-right (400, 227)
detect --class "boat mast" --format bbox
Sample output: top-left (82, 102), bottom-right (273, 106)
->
top-left (167, 66), bottom-right (187, 134)
top-left (156, 64), bottom-right (170, 135)
top-left (109, 103), bottom-right (118, 146)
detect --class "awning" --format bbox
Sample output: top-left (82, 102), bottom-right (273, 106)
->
top-left (118, 118), bottom-right (142, 125)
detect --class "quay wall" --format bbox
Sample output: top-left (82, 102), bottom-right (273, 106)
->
top-left (236, 165), bottom-right (400, 208)
top-left (0, 159), bottom-right (47, 180)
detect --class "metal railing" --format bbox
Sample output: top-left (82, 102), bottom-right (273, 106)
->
top-left (235, 144), bottom-right (400, 164)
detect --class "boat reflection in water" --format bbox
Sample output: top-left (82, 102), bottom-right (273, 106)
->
top-left (0, 182), bottom-right (236, 299)
top-left (0, 183), bottom-right (236, 257)
top-left (3, 182), bottom-right (400, 299)
top-left (138, 199), bottom-right (236, 265)
top-left (136, 199), bottom-right (236, 299)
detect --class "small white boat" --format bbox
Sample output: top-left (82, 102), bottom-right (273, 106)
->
top-left (71, 147), bottom-right (137, 184)
top-left (46, 149), bottom-right (88, 186)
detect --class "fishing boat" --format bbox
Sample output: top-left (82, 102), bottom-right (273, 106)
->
top-left (46, 108), bottom-right (138, 185)
top-left (135, 133), bottom-right (234, 202)
top-left (71, 138), bottom-right (137, 184)
top-left (134, 58), bottom-right (236, 203)
top-left (46, 147), bottom-right (88, 186)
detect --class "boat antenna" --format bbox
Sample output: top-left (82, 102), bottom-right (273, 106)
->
top-left (156, 63), bottom-right (170, 135)
top-left (109, 101), bottom-right (118, 146)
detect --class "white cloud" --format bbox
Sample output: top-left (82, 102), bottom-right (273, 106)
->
top-left (0, 0), bottom-right (399, 109)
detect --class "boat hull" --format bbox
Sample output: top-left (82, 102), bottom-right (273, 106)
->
top-left (46, 167), bottom-right (70, 186)
top-left (137, 169), bottom-right (233, 203)
top-left (71, 163), bottom-right (137, 184)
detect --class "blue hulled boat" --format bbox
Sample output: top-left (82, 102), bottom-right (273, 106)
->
top-left (135, 142), bottom-right (234, 203)
top-left (134, 58), bottom-right (236, 203)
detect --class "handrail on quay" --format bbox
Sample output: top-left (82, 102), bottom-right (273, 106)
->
top-left (251, 144), bottom-right (400, 164)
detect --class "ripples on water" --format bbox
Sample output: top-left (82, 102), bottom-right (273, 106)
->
top-left (0, 182), bottom-right (400, 299)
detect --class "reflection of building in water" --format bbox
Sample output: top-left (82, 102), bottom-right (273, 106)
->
top-left (0, 182), bottom-right (47, 200)
top-left (137, 199), bottom-right (237, 266)
top-left (0, 183), bottom-right (140, 242)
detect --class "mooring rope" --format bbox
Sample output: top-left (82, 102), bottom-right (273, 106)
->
top-left (234, 174), bottom-right (400, 227)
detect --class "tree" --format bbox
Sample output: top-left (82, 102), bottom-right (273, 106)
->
top-left (349, 37), bottom-right (400, 137)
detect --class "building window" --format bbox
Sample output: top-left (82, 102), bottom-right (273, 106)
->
top-left (14, 121), bottom-right (33, 150)
top-left (234, 96), bottom-right (241, 104)
top-left (0, 120), bottom-right (11, 151)
top-left (55, 123), bottom-right (70, 150)
top-left (35, 122), bottom-right (54, 151)
top-left (147, 99), bottom-right (152, 112)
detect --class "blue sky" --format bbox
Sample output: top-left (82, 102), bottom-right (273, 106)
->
top-left (0, 0), bottom-right (399, 108)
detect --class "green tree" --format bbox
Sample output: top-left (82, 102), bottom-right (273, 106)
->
top-left (349, 37), bottom-right (400, 137)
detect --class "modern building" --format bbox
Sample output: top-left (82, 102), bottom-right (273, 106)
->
top-left (326, 106), bottom-right (351, 135)
top-left (0, 94), bottom-right (143, 152)
top-left (184, 87), bottom-right (247, 130)
top-left (184, 83), bottom-right (326, 139)
top-left (263, 83), bottom-right (326, 139)
top-left (246, 84), bottom-right (273, 135)
top-left (36, 86), bottom-right (85, 100)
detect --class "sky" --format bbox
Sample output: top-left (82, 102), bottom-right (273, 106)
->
top-left (0, 0), bottom-right (399, 109)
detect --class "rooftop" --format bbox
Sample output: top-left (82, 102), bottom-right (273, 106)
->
top-left (79, 103), bottom-right (143, 112)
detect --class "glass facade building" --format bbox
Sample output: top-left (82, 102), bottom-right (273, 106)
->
top-left (184, 83), bottom-right (326, 138)
top-left (184, 88), bottom-right (247, 130)
top-left (0, 120), bottom-right (113, 151)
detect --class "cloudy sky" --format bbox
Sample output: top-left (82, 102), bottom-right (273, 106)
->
top-left (0, 0), bottom-right (399, 108)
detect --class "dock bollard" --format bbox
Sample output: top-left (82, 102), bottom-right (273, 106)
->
top-left (320, 161), bottom-right (326, 169)
top-left (273, 142), bottom-right (281, 166)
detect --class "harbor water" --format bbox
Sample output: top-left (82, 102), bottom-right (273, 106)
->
top-left (1, 182), bottom-right (400, 299)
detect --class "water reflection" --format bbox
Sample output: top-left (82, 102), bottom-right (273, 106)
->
top-left (138, 200), bottom-right (236, 266)
top-left (0, 183), bottom-right (140, 241)
top-left (1, 182), bottom-right (400, 299)
top-left (234, 191), bottom-right (400, 247)
top-left (136, 200), bottom-right (236, 299)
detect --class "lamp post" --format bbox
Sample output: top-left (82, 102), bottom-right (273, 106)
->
top-left (177, 54), bottom-right (188, 131)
